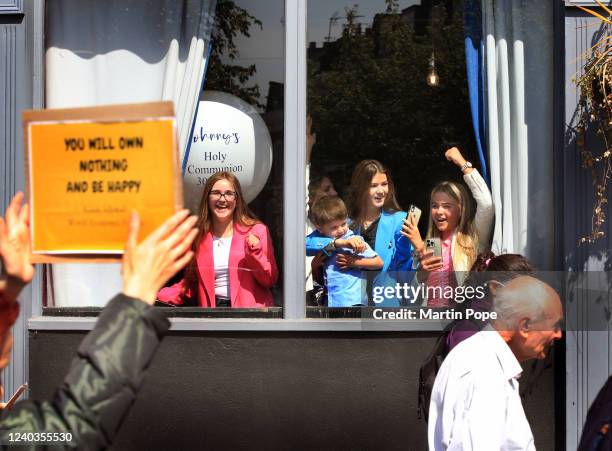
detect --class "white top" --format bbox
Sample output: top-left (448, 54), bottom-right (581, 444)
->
top-left (428, 326), bottom-right (535, 451)
top-left (213, 235), bottom-right (232, 300)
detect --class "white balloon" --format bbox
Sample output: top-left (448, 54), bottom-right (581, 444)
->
top-left (183, 91), bottom-right (273, 211)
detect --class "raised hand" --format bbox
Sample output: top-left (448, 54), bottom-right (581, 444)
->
top-left (444, 146), bottom-right (464, 164)
top-left (0, 193), bottom-right (35, 301)
top-left (122, 210), bottom-right (198, 305)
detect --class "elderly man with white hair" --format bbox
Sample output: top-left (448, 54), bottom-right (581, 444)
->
top-left (428, 276), bottom-right (563, 451)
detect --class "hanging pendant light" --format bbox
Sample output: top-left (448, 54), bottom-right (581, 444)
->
top-left (427, 10), bottom-right (439, 88)
top-left (427, 52), bottom-right (439, 87)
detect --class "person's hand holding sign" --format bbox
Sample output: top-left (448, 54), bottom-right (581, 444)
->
top-left (0, 193), bottom-right (35, 303)
top-left (122, 210), bottom-right (198, 305)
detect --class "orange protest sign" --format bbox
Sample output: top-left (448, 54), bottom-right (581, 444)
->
top-left (23, 102), bottom-right (182, 262)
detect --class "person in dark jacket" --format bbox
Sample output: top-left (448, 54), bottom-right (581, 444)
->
top-left (578, 376), bottom-right (612, 451)
top-left (0, 192), bottom-right (197, 449)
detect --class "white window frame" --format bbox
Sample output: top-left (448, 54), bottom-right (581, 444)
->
top-left (565, 1), bottom-right (612, 6)
top-left (27, 0), bottom-right (442, 332)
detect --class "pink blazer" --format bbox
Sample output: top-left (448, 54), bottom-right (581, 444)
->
top-left (157, 222), bottom-right (278, 307)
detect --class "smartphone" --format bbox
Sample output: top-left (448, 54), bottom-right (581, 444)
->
top-left (4, 383), bottom-right (27, 410)
top-left (408, 204), bottom-right (422, 226)
top-left (425, 238), bottom-right (442, 259)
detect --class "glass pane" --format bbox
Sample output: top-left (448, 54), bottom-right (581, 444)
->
top-left (158, 0), bottom-right (285, 312)
top-left (306, 0), bottom-right (479, 316)
top-left (44, 0), bottom-right (285, 312)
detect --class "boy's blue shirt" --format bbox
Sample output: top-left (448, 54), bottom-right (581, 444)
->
top-left (310, 229), bottom-right (378, 307)
top-left (305, 211), bottom-right (417, 307)
top-left (305, 210), bottom-right (414, 272)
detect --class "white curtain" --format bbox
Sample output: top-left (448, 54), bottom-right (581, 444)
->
top-left (45, 0), bottom-right (216, 306)
top-left (483, 0), bottom-right (554, 268)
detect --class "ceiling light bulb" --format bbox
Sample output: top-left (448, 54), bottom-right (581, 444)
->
top-left (427, 68), bottom-right (439, 87)
top-left (427, 54), bottom-right (439, 87)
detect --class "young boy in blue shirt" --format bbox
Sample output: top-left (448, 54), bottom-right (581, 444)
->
top-left (308, 196), bottom-right (383, 307)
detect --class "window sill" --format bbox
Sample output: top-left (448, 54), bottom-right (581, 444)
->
top-left (307, 306), bottom-right (426, 318)
top-left (29, 313), bottom-right (446, 332)
top-left (42, 306), bottom-right (284, 318)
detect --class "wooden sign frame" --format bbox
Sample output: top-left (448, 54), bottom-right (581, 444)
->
top-left (23, 101), bottom-right (183, 263)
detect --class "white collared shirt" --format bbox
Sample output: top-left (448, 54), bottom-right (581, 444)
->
top-left (428, 326), bottom-right (535, 451)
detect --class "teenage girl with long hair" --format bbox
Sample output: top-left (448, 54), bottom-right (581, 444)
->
top-left (306, 160), bottom-right (414, 306)
top-left (403, 147), bottom-right (494, 307)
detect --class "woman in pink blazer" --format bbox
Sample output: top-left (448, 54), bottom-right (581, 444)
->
top-left (157, 172), bottom-right (278, 307)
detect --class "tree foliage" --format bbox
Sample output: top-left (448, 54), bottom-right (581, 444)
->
top-left (205, 0), bottom-right (263, 108)
top-left (308, 2), bottom-right (477, 212)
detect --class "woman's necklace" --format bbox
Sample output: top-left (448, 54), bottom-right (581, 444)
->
top-left (214, 234), bottom-right (233, 248)
top-left (213, 221), bottom-right (233, 247)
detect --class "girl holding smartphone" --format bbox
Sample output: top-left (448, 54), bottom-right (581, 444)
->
top-left (402, 147), bottom-right (494, 308)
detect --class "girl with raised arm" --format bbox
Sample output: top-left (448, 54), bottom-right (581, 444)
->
top-left (402, 147), bottom-right (494, 308)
